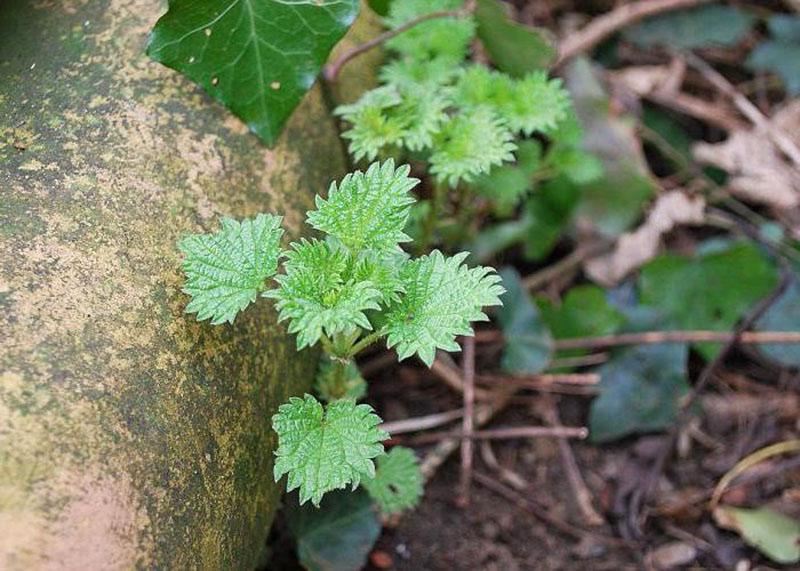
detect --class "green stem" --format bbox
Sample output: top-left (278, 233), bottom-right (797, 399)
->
top-left (347, 329), bottom-right (386, 358)
top-left (421, 181), bottom-right (447, 254)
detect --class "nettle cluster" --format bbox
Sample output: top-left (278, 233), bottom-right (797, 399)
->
top-left (336, 0), bottom-right (602, 252)
top-left (179, 160), bottom-right (504, 511)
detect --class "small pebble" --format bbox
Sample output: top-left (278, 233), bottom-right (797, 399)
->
top-left (370, 549), bottom-right (393, 569)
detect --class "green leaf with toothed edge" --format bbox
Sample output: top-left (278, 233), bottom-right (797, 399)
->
top-left (385, 250), bottom-right (505, 366)
top-left (272, 394), bottom-right (388, 507)
top-left (146, 0), bottom-right (360, 145)
top-left (180, 213), bottom-right (283, 325)
top-left (307, 160), bottom-right (419, 254)
top-left (362, 446), bottom-right (423, 515)
top-left (264, 239), bottom-right (383, 350)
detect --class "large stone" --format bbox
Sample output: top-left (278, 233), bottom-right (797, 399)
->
top-left (0, 0), bottom-right (347, 568)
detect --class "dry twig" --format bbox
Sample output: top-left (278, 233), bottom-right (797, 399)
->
top-left (556, 0), bottom-right (715, 66)
top-left (458, 337), bottom-right (476, 505)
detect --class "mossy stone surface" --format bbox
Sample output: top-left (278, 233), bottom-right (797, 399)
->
top-left (0, 0), bottom-right (346, 568)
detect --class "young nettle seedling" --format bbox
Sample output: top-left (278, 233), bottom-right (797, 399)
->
top-left (179, 160), bottom-right (504, 512)
top-left (335, 0), bottom-right (602, 255)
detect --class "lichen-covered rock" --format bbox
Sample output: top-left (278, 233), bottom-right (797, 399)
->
top-left (0, 0), bottom-right (346, 568)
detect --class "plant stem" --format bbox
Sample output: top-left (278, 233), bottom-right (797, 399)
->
top-left (323, 2), bottom-right (475, 83)
top-left (347, 329), bottom-right (386, 358)
top-left (420, 181), bottom-right (447, 254)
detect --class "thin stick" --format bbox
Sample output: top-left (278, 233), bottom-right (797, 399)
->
top-left (430, 355), bottom-right (492, 399)
top-left (479, 373), bottom-right (600, 386)
top-left (627, 268), bottom-right (791, 536)
top-left (521, 242), bottom-right (610, 291)
top-left (458, 337), bottom-right (476, 505)
top-left (545, 401), bottom-right (606, 527)
top-left (477, 329), bottom-right (800, 349)
top-left (380, 409), bottom-right (464, 435)
top-left (556, 0), bottom-right (715, 66)
top-left (410, 425), bottom-right (588, 445)
top-left (323, 3), bottom-right (473, 82)
top-left (681, 51), bottom-right (800, 167)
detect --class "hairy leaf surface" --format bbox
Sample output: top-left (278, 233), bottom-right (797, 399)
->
top-left (363, 446), bottom-right (423, 515)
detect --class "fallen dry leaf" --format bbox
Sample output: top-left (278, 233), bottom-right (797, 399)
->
top-left (585, 191), bottom-right (706, 286)
top-left (693, 101), bottom-right (800, 215)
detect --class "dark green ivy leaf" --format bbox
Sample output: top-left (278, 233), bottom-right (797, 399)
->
top-left (625, 4), bottom-right (755, 50)
top-left (589, 343), bottom-right (690, 443)
top-left (639, 241), bottom-right (778, 360)
top-left (498, 268), bottom-right (552, 374)
top-left (475, 0), bottom-right (556, 76)
top-left (747, 15), bottom-right (800, 95)
top-left (147, 0), bottom-right (360, 145)
top-left (286, 489), bottom-right (381, 571)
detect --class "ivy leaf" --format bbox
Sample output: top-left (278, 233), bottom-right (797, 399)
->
top-left (624, 4), bottom-right (755, 50)
top-left (265, 239), bottom-right (382, 349)
top-left (286, 489), bottom-right (382, 571)
top-left (475, 0), bottom-right (556, 76)
top-left (747, 15), bottom-right (800, 95)
top-left (307, 160), bottom-right (419, 254)
top-left (273, 395), bottom-right (389, 506)
top-left (147, 0), bottom-right (360, 145)
top-left (385, 251), bottom-right (505, 366)
top-left (497, 268), bottom-right (552, 374)
top-left (589, 343), bottom-right (690, 442)
top-left (362, 446), bottom-right (423, 516)
top-left (179, 214), bottom-right (283, 325)
top-left (639, 241), bottom-right (778, 360)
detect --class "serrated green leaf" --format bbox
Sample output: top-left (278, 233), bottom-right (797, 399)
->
top-left (379, 56), bottom-right (459, 89)
top-left (430, 107), bottom-right (517, 188)
top-left (385, 0), bottom-right (475, 63)
top-left (385, 251), bottom-right (505, 366)
top-left (273, 395), bottom-right (388, 506)
top-left (147, 0), bottom-right (359, 145)
top-left (308, 161), bottom-right (419, 254)
top-left (362, 446), bottom-right (423, 515)
top-left (639, 241), bottom-right (778, 360)
top-left (265, 239), bottom-right (382, 349)
top-left (286, 489), bottom-right (382, 571)
top-left (498, 268), bottom-right (552, 374)
top-left (315, 359), bottom-right (368, 402)
top-left (625, 5), bottom-right (755, 50)
top-left (589, 343), bottom-right (690, 442)
top-left (179, 214), bottom-right (283, 325)
top-left (475, 0), bottom-right (556, 76)
top-left (471, 140), bottom-right (542, 217)
top-left (351, 247), bottom-right (409, 306)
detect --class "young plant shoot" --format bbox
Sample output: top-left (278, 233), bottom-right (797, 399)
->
top-left (179, 160), bottom-right (504, 512)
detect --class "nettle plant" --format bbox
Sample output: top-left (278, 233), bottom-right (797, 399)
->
top-left (179, 160), bottom-right (504, 511)
top-left (335, 0), bottom-right (599, 251)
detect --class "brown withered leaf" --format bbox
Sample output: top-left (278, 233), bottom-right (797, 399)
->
top-left (585, 191), bottom-right (706, 286)
top-left (693, 101), bottom-right (800, 214)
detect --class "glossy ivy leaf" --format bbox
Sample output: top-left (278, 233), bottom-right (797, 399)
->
top-left (639, 241), bottom-right (778, 360)
top-left (475, 0), bottom-right (556, 76)
top-left (314, 359), bottom-right (367, 403)
top-left (589, 343), bottom-right (690, 442)
top-left (385, 251), bottom-right (504, 366)
top-left (180, 214), bottom-right (283, 325)
top-left (147, 0), bottom-right (359, 146)
top-left (747, 15), bottom-right (800, 95)
top-left (624, 4), bottom-right (755, 50)
top-left (429, 107), bottom-right (517, 188)
top-left (362, 446), bottom-right (423, 516)
top-left (755, 276), bottom-right (800, 367)
top-left (286, 489), bottom-right (381, 571)
top-left (273, 395), bottom-right (388, 506)
top-left (265, 239), bottom-right (382, 349)
top-left (385, 0), bottom-right (475, 64)
top-left (308, 160), bottom-right (419, 254)
top-left (497, 268), bottom-right (552, 374)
